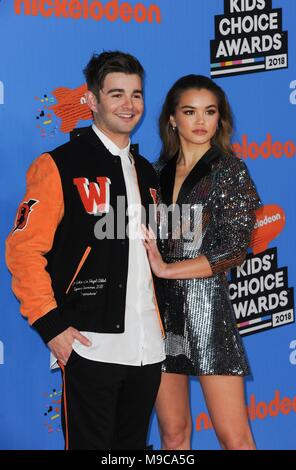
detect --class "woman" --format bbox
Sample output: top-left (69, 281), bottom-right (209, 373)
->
top-left (142, 75), bottom-right (261, 450)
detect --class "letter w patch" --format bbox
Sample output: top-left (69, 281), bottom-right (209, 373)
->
top-left (73, 177), bottom-right (111, 215)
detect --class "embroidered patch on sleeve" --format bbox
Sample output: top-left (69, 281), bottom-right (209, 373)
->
top-left (13, 199), bottom-right (39, 232)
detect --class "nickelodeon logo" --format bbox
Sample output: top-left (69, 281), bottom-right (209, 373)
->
top-left (233, 134), bottom-right (296, 159)
top-left (250, 205), bottom-right (286, 255)
top-left (14, 0), bottom-right (161, 23)
top-left (196, 390), bottom-right (296, 432)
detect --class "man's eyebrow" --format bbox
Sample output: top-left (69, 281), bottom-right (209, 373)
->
top-left (103, 88), bottom-right (143, 95)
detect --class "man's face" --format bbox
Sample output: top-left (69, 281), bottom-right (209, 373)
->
top-left (91, 72), bottom-right (144, 142)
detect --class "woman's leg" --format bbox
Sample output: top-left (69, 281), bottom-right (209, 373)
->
top-left (199, 375), bottom-right (256, 450)
top-left (155, 372), bottom-right (192, 450)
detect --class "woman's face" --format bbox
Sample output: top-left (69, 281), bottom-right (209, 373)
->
top-left (170, 88), bottom-right (220, 150)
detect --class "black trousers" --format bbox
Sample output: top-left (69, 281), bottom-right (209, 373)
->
top-left (60, 351), bottom-right (162, 450)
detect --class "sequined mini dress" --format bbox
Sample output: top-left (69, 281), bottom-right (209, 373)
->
top-left (155, 147), bottom-right (261, 376)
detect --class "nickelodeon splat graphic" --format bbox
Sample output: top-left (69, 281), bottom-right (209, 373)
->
top-left (35, 83), bottom-right (92, 136)
top-left (35, 92), bottom-right (59, 138)
top-left (49, 84), bottom-right (92, 133)
top-left (43, 386), bottom-right (62, 434)
top-left (229, 205), bottom-right (294, 336)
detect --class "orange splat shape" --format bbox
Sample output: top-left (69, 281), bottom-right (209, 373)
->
top-left (49, 83), bottom-right (92, 133)
top-left (250, 205), bottom-right (286, 255)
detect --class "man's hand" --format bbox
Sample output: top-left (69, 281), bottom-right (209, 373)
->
top-left (48, 327), bottom-right (91, 366)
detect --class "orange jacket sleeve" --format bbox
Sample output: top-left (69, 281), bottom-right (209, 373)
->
top-left (6, 153), bottom-right (64, 329)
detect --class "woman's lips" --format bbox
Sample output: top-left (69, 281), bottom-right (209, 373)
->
top-left (192, 129), bottom-right (207, 135)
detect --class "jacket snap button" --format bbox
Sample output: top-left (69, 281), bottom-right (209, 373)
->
top-left (118, 284), bottom-right (123, 288)
top-left (116, 324), bottom-right (120, 329)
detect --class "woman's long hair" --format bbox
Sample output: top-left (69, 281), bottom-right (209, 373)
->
top-left (159, 75), bottom-right (234, 161)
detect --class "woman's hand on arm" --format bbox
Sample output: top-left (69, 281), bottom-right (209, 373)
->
top-left (141, 225), bottom-right (168, 277)
top-left (141, 225), bottom-right (213, 279)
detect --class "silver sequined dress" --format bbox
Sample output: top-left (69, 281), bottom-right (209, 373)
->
top-left (155, 146), bottom-right (261, 376)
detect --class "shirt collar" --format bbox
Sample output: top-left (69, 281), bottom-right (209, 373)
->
top-left (92, 123), bottom-right (131, 162)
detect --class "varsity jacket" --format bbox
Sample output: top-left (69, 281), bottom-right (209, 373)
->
top-left (6, 127), bottom-right (162, 344)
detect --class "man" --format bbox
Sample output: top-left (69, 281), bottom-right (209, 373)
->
top-left (6, 51), bottom-right (165, 450)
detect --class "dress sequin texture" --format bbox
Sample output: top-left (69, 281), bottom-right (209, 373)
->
top-left (155, 146), bottom-right (261, 376)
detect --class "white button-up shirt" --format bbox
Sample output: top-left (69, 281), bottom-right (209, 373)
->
top-left (66, 125), bottom-right (165, 366)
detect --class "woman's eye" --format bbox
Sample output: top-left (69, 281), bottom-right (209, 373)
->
top-left (206, 109), bottom-right (216, 115)
top-left (184, 110), bottom-right (194, 115)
